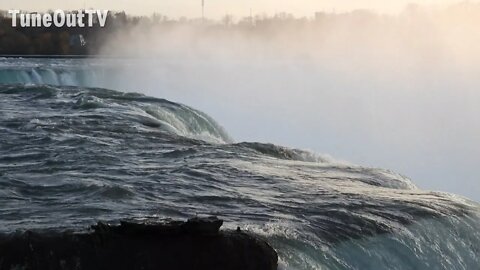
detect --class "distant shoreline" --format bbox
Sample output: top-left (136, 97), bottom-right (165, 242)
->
top-left (0, 55), bottom-right (143, 59)
top-left (0, 54), bottom-right (122, 59)
top-left (0, 54), bottom-right (92, 59)
top-left (0, 55), bottom-right (169, 59)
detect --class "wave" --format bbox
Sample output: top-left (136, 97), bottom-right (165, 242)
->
top-left (0, 67), bottom-right (94, 86)
top-left (236, 142), bottom-right (330, 163)
top-left (0, 85), bottom-right (232, 144)
top-left (0, 58), bottom-right (123, 88)
top-left (234, 142), bottom-right (416, 190)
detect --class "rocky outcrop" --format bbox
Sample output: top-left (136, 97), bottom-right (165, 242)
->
top-left (0, 217), bottom-right (277, 270)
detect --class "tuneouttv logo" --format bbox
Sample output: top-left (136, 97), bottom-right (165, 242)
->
top-left (8, 10), bottom-right (109, 28)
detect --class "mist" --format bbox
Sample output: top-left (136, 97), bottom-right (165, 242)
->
top-left (96, 3), bottom-right (480, 201)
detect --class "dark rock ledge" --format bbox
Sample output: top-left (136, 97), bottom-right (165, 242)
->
top-left (0, 217), bottom-right (278, 270)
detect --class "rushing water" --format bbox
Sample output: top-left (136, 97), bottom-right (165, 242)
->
top-left (0, 58), bottom-right (479, 270)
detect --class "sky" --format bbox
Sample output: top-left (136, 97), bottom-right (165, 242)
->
top-left (1, 0), bottom-right (471, 19)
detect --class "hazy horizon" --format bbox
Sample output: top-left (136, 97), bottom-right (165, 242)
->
top-left (89, 4), bottom-right (480, 201)
top-left (1, 0), bottom-right (477, 19)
